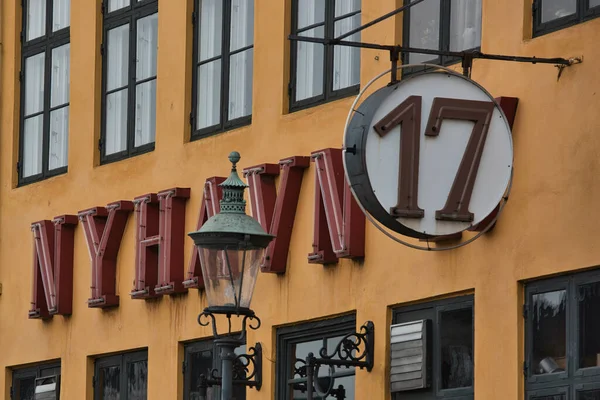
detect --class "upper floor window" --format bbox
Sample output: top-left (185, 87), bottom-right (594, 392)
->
top-left (101, 0), bottom-right (158, 164)
top-left (524, 269), bottom-right (600, 399)
top-left (402, 0), bottom-right (481, 68)
top-left (19, 0), bottom-right (71, 185)
top-left (289, 0), bottom-right (361, 112)
top-left (11, 361), bottom-right (61, 400)
top-left (392, 295), bottom-right (474, 399)
top-left (93, 350), bottom-right (148, 400)
top-left (191, 0), bottom-right (254, 140)
top-left (276, 314), bottom-right (357, 399)
top-left (533, 0), bottom-right (600, 36)
top-left (183, 338), bottom-right (247, 399)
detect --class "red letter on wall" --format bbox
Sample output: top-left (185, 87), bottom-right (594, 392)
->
top-left (244, 156), bottom-right (310, 274)
top-left (29, 215), bottom-right (78, 319)
top-left (78, 201), bottom-right (133, 308)
top-left (309, 148), bottom-right (365, 264)
top-left (131, 187), bottom-right (190, 299)
top-left (183, 177), bottom-right (225, 289)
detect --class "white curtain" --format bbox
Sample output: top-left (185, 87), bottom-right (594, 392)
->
top-left (228, 0), bottom-right (254, 121)
top-left (105, 24), bottom-right (130, 155)
top-left (52, 0), bottom-right (70, 31)
top-left (333, 0), bottom-right (360, 91)
top-left (49, 43), bottom-right (70, 170)
top-left (135, 13), bottom-right (158, 147)
top-left (197, 0), bottom-right (223, 130)
top-left (23, 53), bottom-right (45, 177)
top-left (295, 0), bottom-right (325, 101)
top-left (408, 0), bottom-right (440, 64)
top-left (27, 0), bottom-right (46, 40)
top-left (449, 0), bottom-right (482, 52)
top-left (108, 0), bottom-right (130, 13)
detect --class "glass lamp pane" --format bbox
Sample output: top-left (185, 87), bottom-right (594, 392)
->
top-left (408, 0), bottom-right (439, 64)
top-left (578, 281), bottom-right (600, 369)
top-left (541, 0), bottom-right (576, 23)
top-left (449, 0), bottom-right (482, 52)
top-left (198, 246), bottom-right (263, 309)
top-left (532, 290), bottom-right (567, 374)
top-left (53, 0), bottom-right (70, 31)
top-left (27, 0), bottom-right (46, 41)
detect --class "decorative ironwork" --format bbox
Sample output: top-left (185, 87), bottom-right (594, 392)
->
top-left (317, 321), bottom-right (374, 371)
top-left (197, 307), bottom-right (261, 342)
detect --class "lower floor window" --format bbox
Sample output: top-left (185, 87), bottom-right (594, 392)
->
top-left (183, 338), bottom-right (247, 400)
top-left (11, 361), bottom-right (61, 400)
top-left (525, 269), bottom-right (600, 399)
top-left (94, 350), bottom-right (148, 400)
top-left (392, 295), bottom-right (474, 399)
top-left (276, 314), bottom-right (357, 400)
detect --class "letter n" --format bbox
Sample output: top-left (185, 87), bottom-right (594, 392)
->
top-left (308, 148), bottom-right (365, 264)
top-left (29, 216), bottom-right (78, 319)
top-left (78, 201), bottom-right (133, 308)
top-left (131, 188), bottom-right (190, 299)
top-left (244, 156), bottom-right (310, 273)
top-left (183, 177), bottom-right (225, 289)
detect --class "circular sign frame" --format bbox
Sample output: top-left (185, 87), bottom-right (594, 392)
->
top-left (343, 65), bottom-right (514, 251)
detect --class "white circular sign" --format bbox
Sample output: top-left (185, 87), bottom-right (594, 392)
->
top-left (345, 71), bottom-right (513, 237)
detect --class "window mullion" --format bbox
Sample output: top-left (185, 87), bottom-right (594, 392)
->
top-left (324, 0), bottom-right (334, 98)
top-left (221, 0), bottom-right (231, 127)
top-left (440, 0), bottom-right (450, 64)
top-left (42, 43), bottom-right (53, 177)
top-left (128, 13), bottom-right (136, 154)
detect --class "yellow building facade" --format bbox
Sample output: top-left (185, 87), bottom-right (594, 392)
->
top-left (1, 0), bottom-right (600, 399)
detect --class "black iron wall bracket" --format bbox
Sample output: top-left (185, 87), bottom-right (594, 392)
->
top-left (197, 343), bottom-right (263, 393)
top-left (288, 0), bottom-right (583, 83)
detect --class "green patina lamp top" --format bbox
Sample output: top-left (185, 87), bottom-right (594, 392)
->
top-left (189, 152), bottom-right (274, 245)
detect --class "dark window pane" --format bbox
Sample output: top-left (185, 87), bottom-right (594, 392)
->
top-left (16, 377), bottom-right (35, 400)
top-left (531, 395), bottom-right (566, 400)
top-left (532, 290), bottom-right (567, 375)
top-left (578, 281), bottom-right (600, 369)
top-left (127, 360), bottom-right (147, 400)
top-left (99, 366), bottom-right (120, 400)
top-left (189, 350), bottom-right (214, 399)
top-left (408, 0), bottom-right (440, 64)
top-left (440, 307), bottom-right (473, 389)
top-left (541, 0), bottom-right (576, 23)
top-left (579, 389), bottom-right (600, 400)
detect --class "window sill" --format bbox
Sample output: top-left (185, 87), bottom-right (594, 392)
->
top-left (99, 143), bottom-right (155, 166)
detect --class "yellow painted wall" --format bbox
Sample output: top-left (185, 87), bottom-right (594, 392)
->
top-left (1, 0), bottom-right (599, 399)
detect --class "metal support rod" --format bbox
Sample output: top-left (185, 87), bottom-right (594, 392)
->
top-left (390, 47), bottom-right (400, 83)
top-left (219, 342), bottom-right (237, 400)
top-left (306, 353), bottom-right (315, 400)
top-left (335, 0), bottom-right (426, 41)
top-left (288, 35), bottom-right (576, 67)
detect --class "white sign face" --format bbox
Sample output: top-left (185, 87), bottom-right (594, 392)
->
top-left (345, 72), bottom-right (513, 237)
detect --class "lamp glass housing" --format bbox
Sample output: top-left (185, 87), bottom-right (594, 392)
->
top-left (198, 241), bottom-right (264, 310)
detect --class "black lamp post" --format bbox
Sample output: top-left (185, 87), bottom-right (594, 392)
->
top-left (189, 151), bottom-right (274, 400)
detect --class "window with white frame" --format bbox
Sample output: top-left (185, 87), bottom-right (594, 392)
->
top-left (101, 0), bottom-right (158, 163)
top-left (289, 0), bottom-right (361, 112)
top-left (19, 0), bottom-right (71, 185)
top-left (191, 0), bottom-right (254, 139)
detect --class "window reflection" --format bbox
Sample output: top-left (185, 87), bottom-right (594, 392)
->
top-left (579, 389), bottom-right (600, 400)
top-left (99, 366), bottom-right (120, 400)
top-left (532, 290), bottom-right (567, 375)
top-left (578, 281), bottom-right (600, 369)
top-left (440, 307), bottom-right (473, 389)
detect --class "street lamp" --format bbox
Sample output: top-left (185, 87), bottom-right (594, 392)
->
top-left (189, 151), bottom-right (274, 400)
